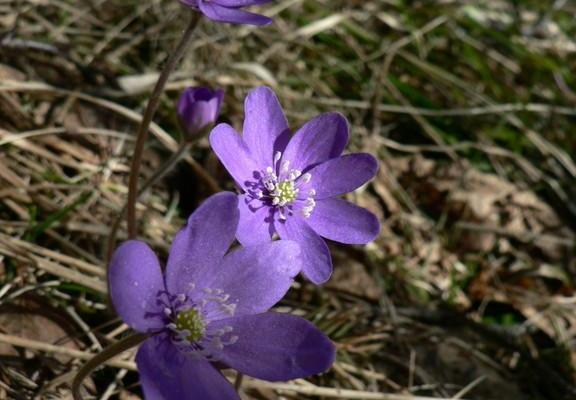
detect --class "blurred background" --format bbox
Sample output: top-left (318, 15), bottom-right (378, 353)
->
top-left (0, 0), bottom-right (575, 399)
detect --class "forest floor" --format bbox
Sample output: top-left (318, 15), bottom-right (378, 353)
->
top-left (1, 0), bottom-right (576, 399)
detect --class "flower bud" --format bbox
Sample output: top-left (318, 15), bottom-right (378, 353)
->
top-left (177, 87), bottom-right (224, 140)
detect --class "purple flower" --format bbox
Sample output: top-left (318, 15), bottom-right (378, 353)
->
top-left (209, 87), bottom-right (380, 284)
top-left (177, 87), bottom-right (224, 138)
top-left (109, 192), bottom-right (335, 400)
top-left (180, 0), bottom-right (273, 26)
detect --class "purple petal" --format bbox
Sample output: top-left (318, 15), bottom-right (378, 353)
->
top-left (198, 1), bottom-right (272, 25)
top-left (202, 241), bottom-right (301, 317)
top-left (109, 241), bottom-right (165, 332)
top-left (210, 123), bottom-right (259, 189)
top-left (307, 153), bottom-right (378, 199)
top-left (280, 113), bottom-right (348, 172)
top-left (242, 87), bottom-right (290, 168)
top-left (213, 312), bottom-right (335, 381)
top-left (307, 198), bottom-right (380, 244)
top-left (275, 216), bottom-right (332, 284)
top-left (177, 87), bottom-right (224, 137)
top-left (137, 338), bottom-right (239, 400)
top-left (166, 192), bottom-right (239, 294)
top-left (215, 0), bottom-right (273, 6)
top-left (237, 194), bottom-right (273, 246)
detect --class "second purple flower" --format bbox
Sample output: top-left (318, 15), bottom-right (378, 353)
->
top-left (109, 193), bottom-right (335, 399)
top-left (180, 0), bottom-right (274, 26)
top-left (177, 87), bottom-right (224, 139)
top-left (210, 87), bottom-right (380, 284)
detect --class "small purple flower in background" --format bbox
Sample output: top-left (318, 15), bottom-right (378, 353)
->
top-left (210, 87), bottom-right (380, 285)
top-left (177, 87), bottom-right (224, 139)
top-left (180, 0), bottom-right (273, 26)
top-left (109, 192), bottom-right (335, 400)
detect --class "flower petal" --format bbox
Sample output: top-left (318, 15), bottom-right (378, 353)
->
top-left (213, 312), bottom-right (335, 381)
top-left (236, 194), bottom-right (273, 246)
top-left (198, 0), bottom-right (272, 25)
top-left (209, 123), bottom-right (259, 189)
top-left (136, 338), bottom-right (239, 400)
top-left (275, 216), bottom-right (332, 284)
top-left (281, 112), bottom-right (348, 172)
top-left (306, 153), bottom-right (378, 199)
top-left (177, 87), bottom-right (224, 137)
top-left (307, 198), bottom-right (380, 244)
top-left (202, 241), bottom-right (301, 318)
top-left (109, 241), bottom-right (165, 332)
top-left (215, 0), bottom-right (272, 6)
top-left (242, 87), bottom-right (290, 168)
top-left (166, 192), bottom-right (239, 294)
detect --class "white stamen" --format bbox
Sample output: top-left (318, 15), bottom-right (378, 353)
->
top-left (221, 303), bottom-right (237, 316)
top-left (274, 151), bottom-right (282, 163)
top-left (212, 337), bottom-right (224, 350)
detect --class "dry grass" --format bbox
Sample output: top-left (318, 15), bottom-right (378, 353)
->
top-left (0, 0), bottom-right (575, 399)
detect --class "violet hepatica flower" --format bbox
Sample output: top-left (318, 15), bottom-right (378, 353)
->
top-left (109, 192), bottom-right (334, 400)
top-left (177, 87), bottom-right (224, 138)
top-left (209, 87), bottom-right (380, 284)
top-left (181, 0), bottom-right (273, 26)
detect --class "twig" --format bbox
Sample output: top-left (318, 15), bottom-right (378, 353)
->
top-left (451, 375), bottom-right (486, 399)
top-left (72, 333), bottom-right (148, 400)
top-left (105, 140), bottom-right (192, 263)
top-left (125, 11), bottom-right (200, 239)
top-left (234, 372), bottom-right (244, 392)
top-left (241, 379), bottom-right (471, 400)
top-left (0, 333), bottom-right (136, 370)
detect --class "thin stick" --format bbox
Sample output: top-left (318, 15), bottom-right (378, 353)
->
top-left (241, 379), bottom-right (470, 400)
top-left (72, 333), bottom-right (148, 400)
top-left (106, 140), bottom-right (192, 263)
top-left (0, 332), bottom-right (136, 370)
top-left (235, 372), bottom-right (244, 391)
top-left (125, 11), bottom-right (200, 239)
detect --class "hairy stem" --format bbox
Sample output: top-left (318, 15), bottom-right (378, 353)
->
top-left (235, 372), bottom-right (244, 392)
top-left (106, 140), bottom-right (193, 263)
top-left (125, 11), bottom-right (200, 239)
top-left (72, 333), bottom-right (148, 400)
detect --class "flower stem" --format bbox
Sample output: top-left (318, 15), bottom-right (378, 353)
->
top-left (235, 372), bottom-right (244, 392)
top-left (125, 11), bottom-right (200, 240)
top-left (106, 140), bottom-right (193, 263)
top-left (72, 333), bottom-right (148, 400)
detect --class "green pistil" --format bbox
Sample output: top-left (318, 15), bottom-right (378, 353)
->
top-left (277, 181), bottom-right (298, 204)
top-left (175, 309), bottom-right (205, 342)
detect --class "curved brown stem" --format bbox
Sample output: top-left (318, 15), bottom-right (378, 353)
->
top-left (235, 372), bottom-right (244, 392)
top-left (125, 11), bottom-right (200, 239)
top-left (106, 140), bottom-right (193, 263)
top-left (72, 333), bottom-right (148, 400)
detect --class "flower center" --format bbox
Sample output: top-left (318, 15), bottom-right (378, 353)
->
top-left (246, 151), bottom-right (317, 220)
top-left (156, 287), bottom-right (239, 359)
top-left (274, 180), bottom-right (298, 205)
top-left (174, 308), bottom-right (205, 342)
